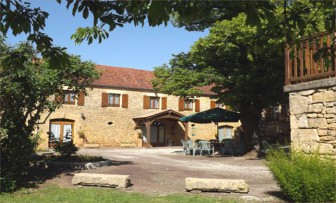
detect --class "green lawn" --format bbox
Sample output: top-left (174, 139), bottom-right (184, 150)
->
top-left (0, 185), bottom-right (240, 203)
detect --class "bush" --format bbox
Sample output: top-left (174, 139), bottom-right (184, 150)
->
top-left (1, 130), bottom-right (39, 192)
top-left (266, 149), bottom-right (336, 202)
top-left (53, 142), bottom-right (78, 157)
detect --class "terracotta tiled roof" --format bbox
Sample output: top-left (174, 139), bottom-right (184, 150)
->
top-left (92, 65), bottom-right (154, 91)
top-left (92, 65), bottom-right (214, 95)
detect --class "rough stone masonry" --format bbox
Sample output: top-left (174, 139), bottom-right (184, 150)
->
top-left (284, 78), bottom-right (336, 158)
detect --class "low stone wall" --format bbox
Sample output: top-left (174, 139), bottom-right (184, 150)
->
top-left (284, 78), bottom-right (336, 158)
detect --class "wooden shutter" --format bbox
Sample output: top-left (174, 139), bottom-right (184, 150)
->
top-left (178, 98), bottom-right (184, 111)
top-left (143, 96), bottom-right (150, 109)
top-left (210, 101), bottom-right (216, 109)
top-left (161, 97), bottom-right (167, 110)
top-left (77, 91), bottom-right (85, 106)
top-left (122, 94), bottom-right (128, 108)
top-left (195, 99), bottom-right (200, 112)
top-left (101, 92), bottom-right (109, 107)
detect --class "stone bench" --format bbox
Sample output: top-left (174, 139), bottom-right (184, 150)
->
top-left (185, 178), bottom-right (249, 193)
top-left (72, 173), bottom-right (131, 189)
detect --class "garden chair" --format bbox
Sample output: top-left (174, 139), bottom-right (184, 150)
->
top-left (220, 139), bottom-right (235, 156)
top-left (184, 140), bottom-right (201, 156)
top-left (198, 140), bottom-right (214, 156)
top-left (181, 139), bottom-right (188, 155)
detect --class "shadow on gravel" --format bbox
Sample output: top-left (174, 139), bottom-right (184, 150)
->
top-left (20, 159), bottom-right (133, 189)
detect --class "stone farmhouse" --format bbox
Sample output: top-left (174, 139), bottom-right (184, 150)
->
top-left (284, 31), bottom-right (336, 158)
top-left (37, 65), bottom-right (241, 150)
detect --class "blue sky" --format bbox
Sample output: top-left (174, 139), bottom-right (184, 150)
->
top-left (6, 1), bottom-right (209, 71)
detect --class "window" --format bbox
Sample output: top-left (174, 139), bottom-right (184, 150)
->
top-left (184, 99), bottom-right (193, 111)
top-left (218, 125), bottom-right (233, 141)
top-left (63, 92), bottom-right (76, 104)
top-left (49, 120), bottom-right (74, 147)
top-left (150, 97), bottom-right (159, 109)
top-left (108, 93), bottom-right (120, 107)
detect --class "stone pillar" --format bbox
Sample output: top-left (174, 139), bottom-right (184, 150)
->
top-left (284, 78), bottom-right (336, 158)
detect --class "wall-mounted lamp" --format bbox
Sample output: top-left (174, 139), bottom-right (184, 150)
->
top-left (81, 113), bottom-right (86, 120)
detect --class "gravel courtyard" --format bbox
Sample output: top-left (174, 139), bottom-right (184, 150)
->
top-left (42, 147), bottom-right (285, 201)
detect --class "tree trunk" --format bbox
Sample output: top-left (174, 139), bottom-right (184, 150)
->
top-left (239, 106), bottom-right (262, 153)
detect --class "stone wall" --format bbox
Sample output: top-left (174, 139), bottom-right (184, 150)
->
top-left (37, 87), bottom-right (241, 150)
top-left (284, 78), bottom-right (336, 158)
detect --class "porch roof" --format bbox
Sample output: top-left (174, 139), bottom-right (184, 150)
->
top-left (133, 109), bottom-right (185, 122)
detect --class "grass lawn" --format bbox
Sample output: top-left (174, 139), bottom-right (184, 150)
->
top-left (0, 185), bottom-right (240, 203)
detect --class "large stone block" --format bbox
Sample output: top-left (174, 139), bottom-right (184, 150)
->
top-left (307, 113), bottom-right (318, 118)
top-left (327, 118), bottom-right (336, 124)
top-left (307, 104), bottom-right (324, 113)
top-left (185, 178), bottom-right (249, 193)
top-left (313, 143), bottom-right (335, 155)
top-left (300, 90), bottom-right (315, 96)
top-left (320, 136), bottom-right (335, 141)
top-left (289, 95), bottom-right (309, 115)
top-left (312, 91), bottom-right (335, 102)
top-left (298, 115), bottom-right (308, 128)
top-left (326, 108), bottom-right (336, 114)
top-left (72, 173), bottom-right (131, 188)
top-left (290, 115), bottom-right (299, 129)
top-left (291, 129), bottom-right (319, 142)
top-left (307, 118), bottom-right (328, 128)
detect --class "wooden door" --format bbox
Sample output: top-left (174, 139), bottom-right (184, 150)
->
top-left (49, 120), bottom-right (74, 147)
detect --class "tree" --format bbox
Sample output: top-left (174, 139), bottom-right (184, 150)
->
top-left (153, 14), bottom-right (287, 151)
top-left (0, 38), bottom-right (100, 192)
top-left (2, 1), bottom-right (333, 54)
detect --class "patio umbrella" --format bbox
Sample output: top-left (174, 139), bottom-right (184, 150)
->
top-left (180, 108), bottom-right (240, 123)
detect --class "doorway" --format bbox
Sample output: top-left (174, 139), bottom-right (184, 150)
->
top-left (150, 121), bottom-right (165, 146)
top-left (218, 125), bottom-right (233, 142)
top-left (49, 119), bottom-right (74, 147)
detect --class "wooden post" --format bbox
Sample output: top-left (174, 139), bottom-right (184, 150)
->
top-left (145, 121), bottom-right (152, 147)
top-left (183, 122), bottom-right (189, 140)
top-left (285, 45), bottom-right (290, 85)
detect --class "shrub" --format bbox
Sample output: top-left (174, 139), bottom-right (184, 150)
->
top-left (266, 149), bottom-right (336, 202)
top-left (53, 142), bottom-right (78, 157)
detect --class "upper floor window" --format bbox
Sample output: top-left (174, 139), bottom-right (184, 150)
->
top-left (150, 97), bottom-right (159, 109)
top-left (184, 99), bottom-right (193, 111)
top-left (179, 98), bottom-right (199, 112)
top-left (63, 92), bottom-right (76, 104)
top-left (144, 96), bottom-right (167, 110)
top-left (108, 93), bottom-right (120, 107)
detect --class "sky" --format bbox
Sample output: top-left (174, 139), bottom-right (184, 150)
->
top-left (6, 1), bottom-right (209, 71)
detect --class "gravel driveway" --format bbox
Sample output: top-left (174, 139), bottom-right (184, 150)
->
top-left (70, 147), bottom-right (284, 201)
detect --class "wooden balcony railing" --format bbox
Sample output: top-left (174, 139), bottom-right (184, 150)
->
top-left (285, 32), bottom-right (336, 85)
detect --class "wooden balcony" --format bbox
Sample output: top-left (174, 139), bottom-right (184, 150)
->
top-left (285, 32), bottom-right (336, 85)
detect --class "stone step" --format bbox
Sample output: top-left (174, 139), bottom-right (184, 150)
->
top-left (72, 173), bottom-right (131, 189)
top-left (185, 178), bottom-right (249, 193)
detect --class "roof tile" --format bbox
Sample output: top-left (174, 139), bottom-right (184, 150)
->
top-left (92, 65), bottom-right (214, 95)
